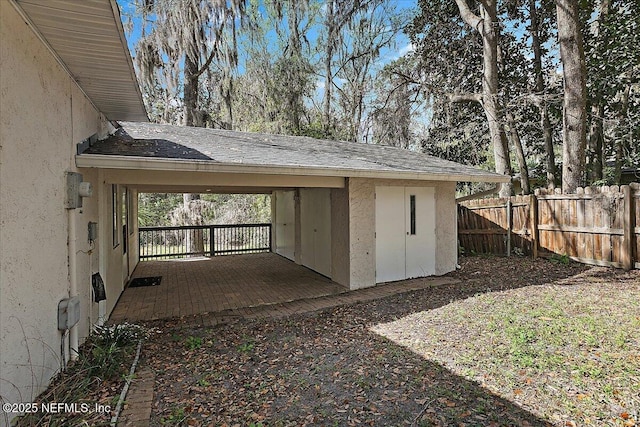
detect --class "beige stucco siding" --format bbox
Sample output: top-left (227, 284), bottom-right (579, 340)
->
top-left (0, 2), bottom-right (103, 418)
top-left (330, 187), bottom-right (350, 287)
top-left (72, 168), bottom-right (102, 341)
top-left (434, 181), bottom-right (458, 275)
top-left (99, 181), bottom-right (126, 317)
top-left (347, 178), bottom-right (376, 289)
top-left (128, 188), bottom-right (140, 277)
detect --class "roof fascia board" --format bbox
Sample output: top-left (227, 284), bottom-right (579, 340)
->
top-left (75, 154), bottom-right (511, 183)
top-left (101, 169), bottom-right (346, 188)
top-left (10, 0), bottom-right (100, 115)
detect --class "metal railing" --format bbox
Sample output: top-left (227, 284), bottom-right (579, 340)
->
top-left (139, 223), bottom-right (271, 260)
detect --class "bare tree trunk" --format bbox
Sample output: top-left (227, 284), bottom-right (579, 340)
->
top-left (541, 104), bottom-right (556, 188)
top-left (506, 112), bottom-right (530, 194)
top-left (323, 47), bottom-right (334, 135)
top-left (556, 0), bottom-right (587, 193)
top-left (288, 0), bottom-right (303, 133)
top-left (614, 85), bottom-right (631, 184)
top-left (183, 52), bottom-right (199, 127)
top-left (183, 194), bottom-right (205, 256)
top-left (454, 0), bottom-right (513, 197)
top-left (587, 103), bottom-right (604, 182)
top-left (322, 1), bottom-right (336, 135)
top-left (529, 0), bottom-right (557, 189)
top-left (586, 0), bottom-right (609, 183)
top-left (222, 80), bottom-right (233, 130)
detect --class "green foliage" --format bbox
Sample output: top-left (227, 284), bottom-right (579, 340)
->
top-left (238, 338), bottom-right (256, 353)
top-left (196, 376), bottom-right (211, 387)
top-left (185, 336), bottom-right (203, 350)
top-left (14, 323), bottom-right (145, 426)
top-left (138, 193), bottom-right (271, 227)
top-left (584, 0), bottom-right (640, 180)
top-left (296, 121), bottom-right (330, 139)
top-left (549, 253), bottom-right (570, 265)
top-left (161, 406), bottom-right (187, 425)
top-left (138, 193), bottom-right (182, 227)
top-left (505, 324), bottom-right (539, 368)
top-left (83, 324), bottom-right (146, 379)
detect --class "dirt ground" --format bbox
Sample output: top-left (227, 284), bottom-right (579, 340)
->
top-left (139, 256), bottom-right (633, 426)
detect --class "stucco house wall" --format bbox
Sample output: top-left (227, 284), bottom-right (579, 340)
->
top-left (95, 179), bottom-right (135, 318)
top-left (276, 177), bottom-right (456, 290)
top-left (128, 188), bottom-right (140, 277)
top-left (0, 2), bottom-right (107, 419)
top-left (433, 181), bottom-right (458, 275)
top-left (330, 187), bottom-right (350, 287)
top-left (347, 178), bottom-right (377, 289)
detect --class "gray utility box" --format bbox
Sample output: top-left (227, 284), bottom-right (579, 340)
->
top-left (65, 172), bottom-right (93, 209)
top-left (58, 296), bottom-right (81, 330)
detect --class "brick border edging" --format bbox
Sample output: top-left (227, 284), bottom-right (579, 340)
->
top-left (149, 276), bottom-right (460, 329)
top-left (116, 368), bottom-right (155, 427)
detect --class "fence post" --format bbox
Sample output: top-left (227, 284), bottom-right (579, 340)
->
top-left (268, 223), bottom-right (273, 252)
top-left (530, 193), bottom-right (538, 259)
top-left (622, 185), bottom-right (634, 270)
top-left (506, 198), bottom-right (512, 256)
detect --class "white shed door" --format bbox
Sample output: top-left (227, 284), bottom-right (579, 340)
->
top-left (300, 189), bottom-right (332, 277)
top-left (405, 187), bottom-right (436, 278)
top-left (375, 186), bottom-right (435, 283)
top-left (274, 191), bottom-right (295, 261)
top-left (375, 186), bottom-right (406, 283)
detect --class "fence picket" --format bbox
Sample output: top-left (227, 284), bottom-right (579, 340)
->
top-left (458, 184), bottom-right (638, 269)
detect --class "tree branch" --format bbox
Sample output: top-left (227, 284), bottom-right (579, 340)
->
top-left (390, 70), bottom-right (421, 86)
top-left (192, 48), bottom-right (218, 81)
top-left (447, 93), bottom-right (482, 104)
top-left (454, 0), bottom-right (483, 31)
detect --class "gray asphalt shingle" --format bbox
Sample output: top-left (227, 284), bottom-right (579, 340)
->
top-left (82, 121), bottom-right (506, 181)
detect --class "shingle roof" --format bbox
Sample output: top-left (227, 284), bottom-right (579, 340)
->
top-left (78, 121), bottom-right (509, 183)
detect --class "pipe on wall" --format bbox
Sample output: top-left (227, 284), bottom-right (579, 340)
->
top-left (67, 209), bottom-right (79, 361)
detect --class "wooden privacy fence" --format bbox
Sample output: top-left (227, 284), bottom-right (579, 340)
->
top-left (457, 183), bottom-right (639, 270)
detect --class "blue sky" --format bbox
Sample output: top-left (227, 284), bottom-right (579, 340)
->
top-left (116, 0), bottom-right (422, 134)
top-left (117, 0), bottom-right (417, 77)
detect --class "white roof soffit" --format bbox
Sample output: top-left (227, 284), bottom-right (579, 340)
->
top-left (13, 0), bottom-right (148, 122)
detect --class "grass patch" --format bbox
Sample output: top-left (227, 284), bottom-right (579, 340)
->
top-left (185, 336), bottom-right (203, 350)
top-left (372, 268), bottom-right (640, 426)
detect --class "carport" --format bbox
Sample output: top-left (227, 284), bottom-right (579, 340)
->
top-left (76, 121), bottom-right (507, 323)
